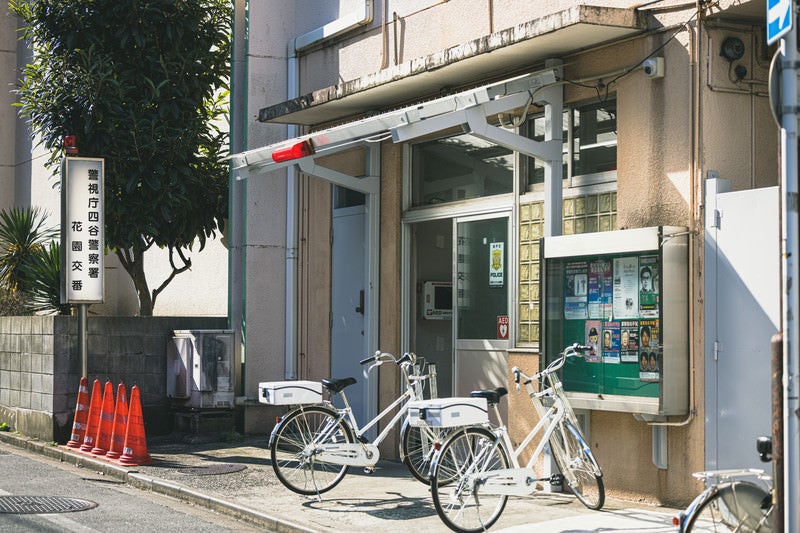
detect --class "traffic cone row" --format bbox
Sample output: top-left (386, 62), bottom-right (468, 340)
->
top-left (66, 378), bottom-right (152, 466)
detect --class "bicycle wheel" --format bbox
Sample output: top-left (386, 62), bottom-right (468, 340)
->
top-left (401, 423), bottom-right (450, 484)
top-left (430, 426), bottom-right (509, 533)
top-left (270, 405), bottom-right (354, 495)
top-left (685, 482), bottom-right (772, 532)
top-left (548, 419), bottom-right (605, 510)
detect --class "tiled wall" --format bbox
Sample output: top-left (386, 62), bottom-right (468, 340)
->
top-left (518, 192), bottom-right (617, 344)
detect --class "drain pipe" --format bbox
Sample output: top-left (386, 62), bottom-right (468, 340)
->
top-left (283, 1), bottom-right (374, 380)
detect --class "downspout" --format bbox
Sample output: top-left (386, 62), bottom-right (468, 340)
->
top-left (230, 0), bottom-right (249, 394)
top-left (284, 1), bottom-right (375, 380)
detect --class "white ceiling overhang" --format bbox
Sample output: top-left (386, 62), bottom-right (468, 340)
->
top-left (258, 5), bottom-right (647, 126)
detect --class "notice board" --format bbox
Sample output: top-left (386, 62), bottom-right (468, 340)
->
top-left (541, 227), bottom-right (689, 416)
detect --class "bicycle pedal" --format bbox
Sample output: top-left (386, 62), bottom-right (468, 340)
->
top-left (549, 473), bottom-right (564, 486)
top-left (363, 466), bottom-right (375, 475)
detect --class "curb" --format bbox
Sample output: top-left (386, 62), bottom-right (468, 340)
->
top-left (0, 432), bottom-right (316, 533)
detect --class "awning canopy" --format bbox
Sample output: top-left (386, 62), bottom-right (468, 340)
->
top-left (231, 68), bottom-right (561, 178)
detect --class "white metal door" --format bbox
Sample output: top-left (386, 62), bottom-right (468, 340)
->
top-left (704, 181), bottom-right (779, 470)
top-left (454, 214), bottom-right (510, 414)
top-left (331, 204), bottom-right (368, 424)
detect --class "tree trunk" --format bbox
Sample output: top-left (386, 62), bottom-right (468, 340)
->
top-left (115, 248), bottom-right (154, 316)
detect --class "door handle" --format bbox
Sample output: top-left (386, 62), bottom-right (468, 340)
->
top-left (355, 290), bottom-right (365, 315)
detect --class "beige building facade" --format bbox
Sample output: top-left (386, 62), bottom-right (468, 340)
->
top-left (230, 1), bottom-right (778, 505)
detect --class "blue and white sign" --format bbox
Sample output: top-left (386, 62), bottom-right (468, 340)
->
top-left (768, 0), bottom-right (793, 45)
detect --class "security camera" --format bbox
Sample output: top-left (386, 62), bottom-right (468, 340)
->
top-left (642, 57), bottom-right (664, 79)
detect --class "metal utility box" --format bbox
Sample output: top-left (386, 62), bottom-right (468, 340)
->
top-left (168, 329), bottom-right (235, 409)
top-left (541, 226), bottom-right (689, 416)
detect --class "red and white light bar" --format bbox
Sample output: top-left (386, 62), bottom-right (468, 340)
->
top-left (271, 140), bottom-right (315, 163)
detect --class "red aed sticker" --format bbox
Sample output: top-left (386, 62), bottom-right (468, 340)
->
top-left (497, 315), bottom-right (510, 339)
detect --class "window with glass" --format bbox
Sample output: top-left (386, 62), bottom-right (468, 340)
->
top-left (525, 99), bottom-right (617, 190)
top-left (518, 98), bottom-right (618, 346)
top-left (410, 134), bottom-right (513, 207)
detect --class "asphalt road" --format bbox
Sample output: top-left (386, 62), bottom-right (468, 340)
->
top-left (0, 441), bottom-right (264, 533)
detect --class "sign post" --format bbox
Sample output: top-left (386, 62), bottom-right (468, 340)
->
top-left (61, 151), bottom-right (105, 378)
top-left (771, 0), bottom-right (800, 528)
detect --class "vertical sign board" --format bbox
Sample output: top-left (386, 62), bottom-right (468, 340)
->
top-left (61, 157), bottom-right (105, 304)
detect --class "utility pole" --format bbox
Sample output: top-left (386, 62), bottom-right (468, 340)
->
top-left (778, 9), bottom-right (799, 531)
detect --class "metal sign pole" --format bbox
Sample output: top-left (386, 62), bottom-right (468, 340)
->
top-left (780, 16), bottom-right (799, 532)
top-left (79, 303), bottom-right (88, 379)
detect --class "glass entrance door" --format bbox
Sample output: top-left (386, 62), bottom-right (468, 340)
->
top-left (454, 215), bottom-right (510, 401)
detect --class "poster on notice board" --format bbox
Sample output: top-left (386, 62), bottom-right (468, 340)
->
top-left (638, 319), bottom-right (660, 381)
top-left (612, 257), bottom-right (638, 319)
top-left (565, 261), bottom-right (588, 319)
top-left (588, 259), bottom-right (612, 319)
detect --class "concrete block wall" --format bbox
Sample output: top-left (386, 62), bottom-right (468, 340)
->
top-left (0, 316), bottom-right (228, 442)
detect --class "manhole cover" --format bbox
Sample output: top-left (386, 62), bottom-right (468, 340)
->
top-left (177, 463), bottom-right (247, 476)
top-left (0, 496), bottom-right (98, 514)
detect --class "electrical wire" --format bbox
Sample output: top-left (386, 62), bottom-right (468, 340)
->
top-left (559, 7), bottom-right (703, 105)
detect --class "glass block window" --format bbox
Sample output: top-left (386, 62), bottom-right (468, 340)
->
top-left (518, 192), bottom-right (617, 345)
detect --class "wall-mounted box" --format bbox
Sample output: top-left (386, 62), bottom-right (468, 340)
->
top-left (422, 281), bottom-right (453, 320)
top-left (541, 227), bottom-right (689, 416)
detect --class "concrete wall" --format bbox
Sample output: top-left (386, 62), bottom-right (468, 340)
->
top-left (0, 316), bottom-right (227, 443)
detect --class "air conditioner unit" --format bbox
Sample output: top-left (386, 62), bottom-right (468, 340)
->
top-left (168, 329), bottom-right (235, 409)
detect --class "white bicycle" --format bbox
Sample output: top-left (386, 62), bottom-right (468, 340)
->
top-left (675, 437), bottom-right (774, 532)
top-left (429, 343), bottom-right (604, 532)
top-left (269, 350), bottom-right (446, 496)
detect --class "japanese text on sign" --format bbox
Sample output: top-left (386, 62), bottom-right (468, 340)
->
top-left (63, 158), bottom-right (104, 303)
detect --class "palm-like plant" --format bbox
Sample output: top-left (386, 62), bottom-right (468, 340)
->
top-left (19, 241), bottom-right (70, 315)
top-left (0, 207), bottom-right (58, 294)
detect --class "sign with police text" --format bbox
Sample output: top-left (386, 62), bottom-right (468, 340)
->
top-left (62, 157), bottom-right (105, 304)
top-left (489, 242), bottom-right (504, 287)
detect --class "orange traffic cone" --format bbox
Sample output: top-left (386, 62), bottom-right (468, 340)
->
top-left (66, 377), bottom-right (90, 448)
top-left (118, 385), bottom-right (151, 466)
top-left (105, 383), bottom-right (128, 460)
top-left (79, 379), bottom-right (102, 453)
top-left (91, 381), bottom-right (115, 456)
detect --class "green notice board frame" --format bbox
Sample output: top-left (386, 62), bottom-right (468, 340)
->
top-left (541, 226), bottom-right (689, 416)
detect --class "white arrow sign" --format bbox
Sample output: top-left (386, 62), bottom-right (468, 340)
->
top-left (768, 0), bottom-right (793, 45)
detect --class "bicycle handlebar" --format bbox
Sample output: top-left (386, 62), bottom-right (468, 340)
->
top-left (359, 350), bottom-right (418, 367)
top-left (512, 343), bottom-right (592, 391)
top-left (359, 352), bottom-right (378, 365)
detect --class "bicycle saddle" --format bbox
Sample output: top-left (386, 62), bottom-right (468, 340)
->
top-left (321, 377), bottom-right (357, 393)
top-left (469, 387), bottom-right (508, 405)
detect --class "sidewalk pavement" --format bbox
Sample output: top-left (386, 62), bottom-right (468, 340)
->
top-left (0, 432), bottom-right (682, 532)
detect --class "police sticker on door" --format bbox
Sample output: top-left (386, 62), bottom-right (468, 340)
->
top-left (489, 242), bottom-right (504, 287)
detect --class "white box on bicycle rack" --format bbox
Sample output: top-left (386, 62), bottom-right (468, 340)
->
top-left (258, 380), bottom-right (322, 405)
top-left (407, 397), bottom-right (488, 427)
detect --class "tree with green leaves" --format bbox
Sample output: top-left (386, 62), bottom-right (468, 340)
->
top-left (11, 0), bottom-right (232, 316)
